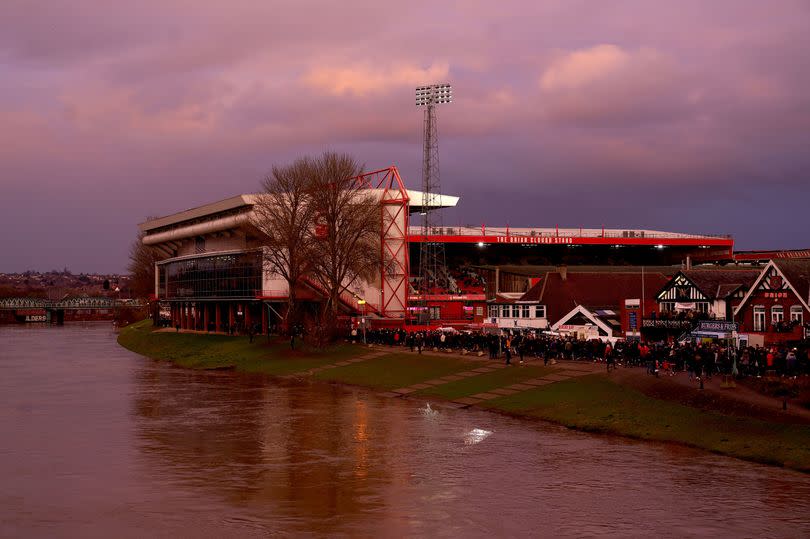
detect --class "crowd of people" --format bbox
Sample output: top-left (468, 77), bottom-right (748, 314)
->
top-left (351, 328), bottom-right (810, 378)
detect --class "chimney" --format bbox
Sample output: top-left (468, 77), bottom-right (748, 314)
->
top-left (686, 256), bottom-right (692, 271)
top-left (558, 265), bottom-right (567, 281)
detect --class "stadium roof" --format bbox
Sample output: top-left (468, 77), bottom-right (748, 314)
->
top-left (140, 189), bottom-right (459, 233)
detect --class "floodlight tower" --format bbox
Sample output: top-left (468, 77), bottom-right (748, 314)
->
top-left (415, 83), bottom-right (452, 322)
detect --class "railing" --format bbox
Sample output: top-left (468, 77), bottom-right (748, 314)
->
top-left (408, 226), bottom-right (731, 240)
top-left (0, 297), bottom-right (142, 309)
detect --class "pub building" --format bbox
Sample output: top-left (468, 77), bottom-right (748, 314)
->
top-left (643, 268), bottom-right (759, 341)
top-left (733, 259), bottom-right (810, 346)
top-left (655, 268), bottom-right (760, 320)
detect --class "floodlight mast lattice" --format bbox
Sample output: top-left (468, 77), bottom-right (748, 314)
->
top-left (415, 83), bottom-right (452, 324)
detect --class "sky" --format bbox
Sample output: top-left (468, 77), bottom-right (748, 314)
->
top-left (1, 0), bottom-right (809, 273)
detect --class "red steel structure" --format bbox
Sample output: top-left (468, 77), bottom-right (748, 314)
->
top-left (352, 166), bottom-right (410, 318)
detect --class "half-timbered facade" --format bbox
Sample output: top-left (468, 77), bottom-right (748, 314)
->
top-left (656, 269), bottom-right (760, 320)
top-left (733, 260), bottom-right (810, 344)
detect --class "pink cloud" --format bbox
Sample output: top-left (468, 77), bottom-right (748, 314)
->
top-left (303, 62), bottom-right (450, 97)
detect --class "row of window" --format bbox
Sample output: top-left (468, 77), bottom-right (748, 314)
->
top-left (488, 304), bottom-right (546, 319)
top-left (158, 252), bottom-right (263, 299)
top-left (752, 305), bottom-right (803, 331)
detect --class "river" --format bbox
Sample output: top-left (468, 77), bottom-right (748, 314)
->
top-left (1, 324), bottom-right (809, 538)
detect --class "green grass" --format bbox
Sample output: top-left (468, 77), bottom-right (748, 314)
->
top-left (481, 374), bottom-right (810, 472)
top-left (415, 365), bottom-right (560, 400)
top-left (118, 319), bottom-right (355, 375)
top-left (314, 352), bottom-right (475, 390)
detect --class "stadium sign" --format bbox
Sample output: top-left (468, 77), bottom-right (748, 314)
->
top-left (494, 236), bottom-right (573, 245)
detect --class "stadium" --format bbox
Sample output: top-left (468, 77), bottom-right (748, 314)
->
top-left (140, 165), bottom-right (743, 334)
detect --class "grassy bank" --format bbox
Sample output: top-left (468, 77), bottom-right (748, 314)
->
top-left (118, 320), bottom-right (810, 472)
top-left (118, 319), bottom-right (356, 376)
top-left (481, 375), bottom-right (810, 472)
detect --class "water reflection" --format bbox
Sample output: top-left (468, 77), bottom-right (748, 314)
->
top-left (131, 363), bottom-right (419, 535)
top-left (2, 324), bottom-right (810, 538)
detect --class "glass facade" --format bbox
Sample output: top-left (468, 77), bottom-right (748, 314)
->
top-left (159, 251), bottom-right (262, 299)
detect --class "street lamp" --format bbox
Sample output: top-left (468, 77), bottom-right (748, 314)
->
top-left (358, 299), bottom-right (367, 344)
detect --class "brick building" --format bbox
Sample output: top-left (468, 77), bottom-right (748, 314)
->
top-left (733, 260), bottom-right (810, 345)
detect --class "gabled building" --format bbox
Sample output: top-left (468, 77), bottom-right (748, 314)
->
top-left (486, 268), bottom-right (671, 337)
top-left (733, 260), bottom-right (810, 344)
top-left (656, 268), bottom-right (760, 320)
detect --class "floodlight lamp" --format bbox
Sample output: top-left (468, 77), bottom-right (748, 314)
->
top-left (415, 83), bottom-right (453, 106)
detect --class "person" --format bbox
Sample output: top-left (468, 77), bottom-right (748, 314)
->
top-left (175, 323), bottom-right (180, 333)
top-left (248, 324), bottom-right (255, 343)
top-left (505, 337), bottom-right (512, 365)
top-left (605, 342), bottom-right (615, 372)
top-left (351, 327), bottom-right (357, 344)
top-left (416, 332), bottom-right (424, 355)
top-left (290, 331), bottom-right (295, 350)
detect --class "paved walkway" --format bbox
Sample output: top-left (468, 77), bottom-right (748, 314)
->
top-left (368, 345), bottom-right (602, 408)
top-left (306, 349), bottom-right (391, 375)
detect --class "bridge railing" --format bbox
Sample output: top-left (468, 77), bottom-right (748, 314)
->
top-left (0, 297), bottom-right (144, 309)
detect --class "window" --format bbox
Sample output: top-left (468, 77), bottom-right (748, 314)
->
top-left (475, 306), bottom-right (484, 316)
top-left (790, 305), bottom-right (803, 324)
top-left (660, 302), bottom-right (675, 312)
top-left (501, 305), bottom-right (509, 318)
top-left (696, 302), bottom-right (709, 313)
top-left (522, 305), bottom-right (530, 318)
top-left (535, 305), bottom-right (546, 318)
top-left (489, 305), bottom-right (497, 318)
top-left (753, 306), bottom-right (765, 331)
top-left (772, 305), bottom-right (784, 324)
top-left (163, 251), bottom-right (262, 300)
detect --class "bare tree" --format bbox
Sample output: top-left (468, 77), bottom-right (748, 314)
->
top-left (251, 157), bottom-right (318, 330)
top-left (307, 152), bottom-right (380, 331)
top-left (128, 228), bottom-right (164, 300)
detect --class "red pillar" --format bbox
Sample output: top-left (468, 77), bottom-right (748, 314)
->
top-left (245, 304), bottom-right (252, 331)
top-left (261, 303), bottom-right (268, 335)
top-left (215, 302), bottom-right (222, 333)
top-left (228, 303), bottom-right (235, 333)
top-left (204, 303), bottom-right (210, 332)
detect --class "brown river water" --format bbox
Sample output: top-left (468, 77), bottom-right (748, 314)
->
top-left (1, 324), bottom-right (809, 538)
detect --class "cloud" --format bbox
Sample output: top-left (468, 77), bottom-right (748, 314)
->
top-left (303, 62), bottom-right (450, 97)
top-left (537, 44), bottom-right (691, 126)
top-left (2, 1), bottom-right (810, 271)
top-left (540, 44), bottom-right (633, 91)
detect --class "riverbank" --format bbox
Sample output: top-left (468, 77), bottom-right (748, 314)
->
top-left (118, 320), bottom-right (810, 472)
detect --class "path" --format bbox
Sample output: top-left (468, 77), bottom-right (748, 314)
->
top-left (368, 345), bottom-right (601, 408)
